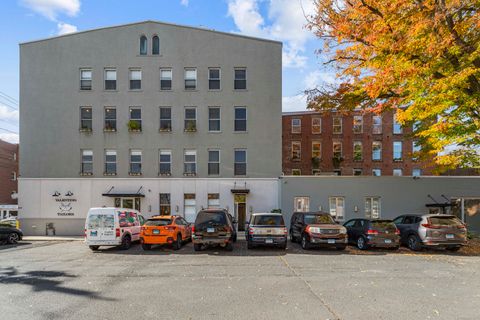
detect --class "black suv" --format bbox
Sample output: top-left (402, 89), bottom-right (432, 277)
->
top-left (192, 209), bottom-right (237, 251)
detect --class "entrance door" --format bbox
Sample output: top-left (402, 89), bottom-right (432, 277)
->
top-left (114, 197), bottom-right (141, 211)
top-left (234, 194), bottom-right (247, 231)
top-left (122, 198), bottom-right (134, 209)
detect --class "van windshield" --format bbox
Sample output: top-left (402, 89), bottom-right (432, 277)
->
top-left (87, 214), bottom-right (114, 229)
top-left (252, 215), bottom-right (285, 226)
top-left (145, 219), bottom-right (172, 226)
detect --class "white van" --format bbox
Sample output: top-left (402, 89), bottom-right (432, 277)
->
top-left (85, 207), bottom-right (146, 251)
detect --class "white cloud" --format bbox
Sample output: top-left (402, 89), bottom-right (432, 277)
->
top-left (21, 0), bottom-right (80, 21)
top-left (304, 70), bottom-right (337, 89)
top-left (0, 133), bottom-right (19, 144)
top-left (180, 0), bottom-right (189, 7)
top-left (0, 105), bottom-right (19, 121)
top-left (57, 22), bottom-right (77, 35)
top-left (282, 94), bottom-right (308, 112)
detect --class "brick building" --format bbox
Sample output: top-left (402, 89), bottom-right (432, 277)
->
top-left (0, 139), bottom-right (18, 218)
top-left (282, 110), bottom-right (434, 176)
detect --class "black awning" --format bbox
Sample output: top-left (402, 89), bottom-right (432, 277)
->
top-left (231, 189), bottom-right (250, 194)
top-left (425, 203), bottom-right (452, 208)
top-left (102, 193), bottom-right (145, 198)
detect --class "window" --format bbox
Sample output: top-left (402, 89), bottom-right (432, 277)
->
top-left (80, 106), bottom-right (92, 131)
top-left (152, 35), bottom-right (159, 55)
top-left (184, 107), bottom-right (197, 132)
top-left (234, 107), bottom-right (247, 132)
top-left (104, 107), bottom-right (116, 131)
top-left (353, 116), bottom-right (363, 133)
top-left (333, 141), bottom-right (342, 158)
top-left (208, 193), bottom-right (220, 208)
top-left (393, 168), bottom-right (403, 176)
top-left (140, 35), bottom-right (147, 55)
top-left (160, 69), bottom-right (172, 90)
top-left (333, 169), bottom-right (341, 176)
top-left (184, 68), bottom-right (197, 90)
top-left (291, 141), bottom-right (301, 161)
top-left (372, 116), bottom-right (382, 134)
top-left (412, 141), bottom-right (421, 161)
top-left (81, 150), bottom-right (93, 175)
top-left (129, 150), bottom-right (142, 175)
top-left (159, 150), bottom-right (172, 175)
top-left (234, 68), bottom-right (246, 90)
top-left (129, 69), bottom-right (142, 90)
top-left (393, 141), bottom-right (402, 161)
top-left (159, 107), bottom-right (172, 131)
top-left (312, 141), bottom-right (321, 159)
top-left (333, 117), bottom-right (342, 134)
top-left (291, 118), bottom-right (301, 133)
top-left (104, 69), bottom-right (116, 90)
top-left (294, 197), bottom-right (310, 212)
top-left (11, 171), bottom-right (17, 181)
top-left (129, 107), bottom-right (142, 131)
top-left (209, 68), bottom-right (221, 90)
top-left (312, 169), bottom-right (321, 175)
top-left (412, 168), bottom-right (421, 177)
top-left (80, 69), bottom-right (92, 90)
top-left (372, 168), bottom-right (381, 176)
top-left (329, 197), bottom-right (345, 220)
top-left (312, 117), bottom-right (321, 134)
top-left (393, 113), bottom-right (402, 134)
top-left (292, 169), bottom-right (301, 175)
top-left (234, 149), bottom-right (247, 176)
top-left (372, 141), bottom-right (382, 160)
top-left (353, 141), bottom-right (362, 161)
top-left (105, 150), bottom-right (117, 175)
top-left (184, 194), bottom-right (196, 222)
top-left (209, 107), bottom-right (221, 132)
top-left (160, 193), bottom-right (170, 215)
top-left (184, 150), bottom-right (197, 175)
top-left (353, 168), bottom-right (362, 176)
top-left (365, 197), bottom-right (381, 219)
top-left (208, 150), bottom-right (220, 175)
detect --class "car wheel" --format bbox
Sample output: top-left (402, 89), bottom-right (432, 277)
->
top-left (89, 245), bottom-right (99, 251)
top-left (357, 236), bottom-right (368, 250)
top-left (7, 232), bottom-right (19, 244)
top-left (336, 245), bottom-right (346, 251)
top-left (194, 243), bottom-right (203, 251)
top-left (446, 246), bottom-right (461, 252)
top-left (301, 234), bottom-right (310, 250)
top-left (141, 244), bottom-right (151, 251)
top-left (120, 235), bottom-right (131, 250)
top-left (407, 235), bottom-right (421, 251)
top-left (173, 234), bottom-right (182, 250)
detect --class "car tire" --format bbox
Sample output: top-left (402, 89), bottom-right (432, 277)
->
top-left (446, 246), bottom-right (461, 252)
top-left (407, 234), bottom-right (421, 251)
top-left (336, 245), bottom-right (346, 251)
top-left (173, 234), bottom-right (182, 250)
top-left (120, 235), bottom-right (131, 250)
top-left (142, 244), bottom-right (151, 251)
top-left (390, 246), bottom-right (400, 251)
top-left (357, 236), bottom-right (368, 250)
top-left (194, 243), bottom-right (203, 251)
top-left (89, 245), bottom-right (99, 251)
top-left (7, 232), bottom-right (19, 244)
top-left (301, 234), bottom-right (311, 250)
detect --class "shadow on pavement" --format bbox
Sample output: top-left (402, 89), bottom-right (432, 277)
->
top-left (0, 242), bottom-right (34, 250)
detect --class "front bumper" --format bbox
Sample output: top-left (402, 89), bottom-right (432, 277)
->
top-left (309, 235), bottom-right (348, 245)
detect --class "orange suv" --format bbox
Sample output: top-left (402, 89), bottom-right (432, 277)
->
top-left (140, 215), bottom-right (192, 250)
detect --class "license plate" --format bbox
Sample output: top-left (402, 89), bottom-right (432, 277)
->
top-left (90, 231), bottom-right (97, 236)
top-left (446, 234), bottom-right (454, 239)
top-left (384, 239), bottom-right (392, 244)
top-left (207, 227), bottom-right (215, 233)
top-left (327, 239), bottom-right (335, 244)
top-left (153, 229), bottom-right (160, 235)
top-left (265, 239), bottom-right (273, 244)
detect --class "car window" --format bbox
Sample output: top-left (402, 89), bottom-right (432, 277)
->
top-left (138, 215), bottom-right (145, 225)
top-left (252, 215), bottom-right (285, 226)
top-left (403, 216), bottom-right (416, 224)
top-left (87, 214), bottom-right (114, 229)
top-left (392, 216), bottom-right (404, 224)
top-left (371, 220), bottom-right (397, 231)
top-left (344, 220), bottom-right (355, 227)
top-left (195, 211), bottom-right (227, 227)
top-left (415, 217), bottom-right (423, 224)
top-left (118, 211), bottom-right (138, 227)
top-left (145, 219), bottom-right (171, 226)
top-left (429, 216), bottom-right (463, 227)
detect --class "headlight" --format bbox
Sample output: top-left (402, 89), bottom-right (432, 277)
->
top-left (339, 227), bottom-right (347, 234)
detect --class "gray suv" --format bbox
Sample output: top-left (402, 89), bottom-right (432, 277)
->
top-left (393, 214), bottom-right (467, 251)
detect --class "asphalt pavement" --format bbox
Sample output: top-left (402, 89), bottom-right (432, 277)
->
top-left (0, 239), bottom-right (479, 320)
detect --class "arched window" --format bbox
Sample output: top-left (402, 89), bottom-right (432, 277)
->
top-left (152, 35), bottom-right (160, 55)
top-left (140, 35), bottom-right (147, 55)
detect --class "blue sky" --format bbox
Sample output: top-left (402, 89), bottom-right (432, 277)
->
top-left (0, 0), bottom-right (333, 143)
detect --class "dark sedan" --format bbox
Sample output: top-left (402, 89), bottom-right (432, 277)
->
top-left (343, 219), bottom-right (400, 250)
top-left (0, 223), bottom-right (23, 244)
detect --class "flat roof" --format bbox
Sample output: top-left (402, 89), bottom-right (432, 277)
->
top-left (20, 20), bottom-right (283, 46)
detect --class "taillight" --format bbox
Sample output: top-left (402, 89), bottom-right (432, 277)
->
top-left (367, 229), bottom-right (378, 235)
top-left (421, 223), bottom-right (442, 229)
top-left (115, 228), bottom-right (120, 237)
top-left (249, 227), bottom-right (255, 235)
top-left (283, 227), bottom-right (288, 235)
top-left (84, 229), bottom-right (87, 237)
top-left (395, 228), bottom-right (400, 235)
top-left (141, 226), bottom-right (146, 231)
top-left (305, 226), bottom-right (311, 234)
top-left (457, 224), bottom-right (467, 229)
top-left (165, 226), bottom-right (176, 231)
top-left (191, 226), bottom-right (195, 233)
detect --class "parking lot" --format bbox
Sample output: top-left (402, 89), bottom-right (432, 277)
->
top-left (1, 239), bottom-right (479, 320)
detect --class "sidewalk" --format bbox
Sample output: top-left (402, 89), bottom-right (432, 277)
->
top-left (23, 236), bottom-right (84, 241)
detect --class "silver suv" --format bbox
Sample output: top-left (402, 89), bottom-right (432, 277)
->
top-left (393, 214), bottom-right (467, 251)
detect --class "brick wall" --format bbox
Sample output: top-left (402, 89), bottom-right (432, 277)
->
top-left (0, 139), bottom-right (18, 204)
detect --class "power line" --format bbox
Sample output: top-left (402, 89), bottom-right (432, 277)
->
top-left (0, 127), bottom-right (19, 134)
top-left (0, 119), bottom-right (19, 128)
top-left (0, 91), bottom-right (19, 104)
top-left (0, 98), bottom-right (19, 111)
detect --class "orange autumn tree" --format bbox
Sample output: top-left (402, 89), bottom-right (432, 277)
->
top-left (306, 0), bottom-right (480, 169)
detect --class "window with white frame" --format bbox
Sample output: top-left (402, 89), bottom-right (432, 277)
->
top-left (160, 69), bottom-right (172, 90)
top-left (292, 169), bottom-right (301, 175)
top-left (80, 106), bottom-right (92, 131)
top-left (353, 168), bottom-right (362, 176)
top-left (365, 197), bottom-right (381, 219)
top-left (104, 69), bottom-right (116, 90)
top-left (312, 141), bottom-right (321, 159)
top-left (11, 171), bottom-right (16, 181)
top-left (159, 107), bottom-right (172, 131)
top-left (353, 141), bottom-right (362, 161)
top-left (129, 107), bottom-right (142, 131)
top-left (312, 169), bottom-right (321, 175)
top-left (393, 113), bottom-right (402, 134)
top-left (372, 141), bottom-right (382, 160)
top-left (234, 107), bottom-right (247, 132)
top-left (208, 107), bottom-right (221, 132)
top-left (209, 68), bottom-right (221, 90)
top-left (393, 141), bottom-right (402, 161)
top-left (333, 141), bottom-right (342, 158)
top-left (412, 168), bottom-right (421, 177)
top-left (353, 115), bottom-right (363, 133)
top-left (291, 118), bottom-right (301, 133)
top-left (208, 150), bottom-right (220, 175)
top-left (159, 150), bottom-right (172, 175)
top-left (329, 197), bottom-right (345, 220)
top-left (372, 116), bottom-right (382, 134)
top-left (104, 107), bottom-right (116, 131)
top-left (372, 168), bottom-right (382, 176)
top-left (393, 168), bottom-right (403, 176)
top-left (412, 141), bottom-right (421, 161)
top-left (333, 117), bottom-right (342, 134)
top-left (160, 193), bottom-right (170, 215)
top-left (184, 150), bottom-right (197, 175)
top-left (184, 193), bottom-right (196, 222)
top-left (81, 150), bottom-right (93, 175)
top-left (104, 150), bottom-right (117, 175)
top-left (129, 150), bottom-right (142, 175)
top-left (208, 193), bottom-right (220, 208)
top-left (140, 35), bottom-right (147, 55)
top-left (234, 68), bottom-right (246, 90)
top-left (129, 69), bottom-right (142, 90)
top-left (294, 197), bottom-right (310, 212)
top-left (184, 107), bottom-right (197, 132)
top-left (234, 149), bottom-right (247, 175)
top-left (291, 141), bottom-right (301, 161)
top-left (312, 117), bottom-right (321, 134)
top-left (184, 68), bottom-right (197, 90)
top-left (152, 35), bottom-right (160, 55)
top-left (80, 69), bottom-right (92, 90)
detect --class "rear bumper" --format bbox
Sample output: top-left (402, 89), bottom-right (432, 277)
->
top-left (193, 235), bottom-right (231, 245)
top-left (422, 238), bottom-right (467, 247)
top-left (85, 240), bottom-right (121, 246)
top-left (249, 235), bottom-right (287, 246)
top-left (141, 234), bottom-right (175, 245)
top-left (367, 236), bottom-right (400, 247)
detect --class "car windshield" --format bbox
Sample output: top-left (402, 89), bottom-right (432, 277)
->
top-left (196, 211), bottom-right (227, 227)
top-left (304, 214), bottom-right (335, 225)
top-left (87, 214), bottom-right (114, 229)
top-left (428, 216), bottom-right (463, 227)
top-left (145, 219), bottom-right (171, 226)
top-left (252, 215), bottom-right (285, 226)
top-left (371, 220), bottom-right (397, 231)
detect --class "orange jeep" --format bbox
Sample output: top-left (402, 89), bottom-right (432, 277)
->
top-left (140, 215), bottom-right (192, 250)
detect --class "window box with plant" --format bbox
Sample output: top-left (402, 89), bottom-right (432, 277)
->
top-left (158, 172), bottom-right (172, 177)
top-left (103, 172), bottom-right (117, 176)
top-left (79, 172), bottom-right (93, 176)
top-left (128, 172), bottom-right (142, 176)
top-left (79, 127), bottom-right (93, 133)
top-left (159, 124), bottom-right (172, 132)
top-left (127, 120), bottom-right (142, 132)
top-left (184, 121), bottom-right (197, 132)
